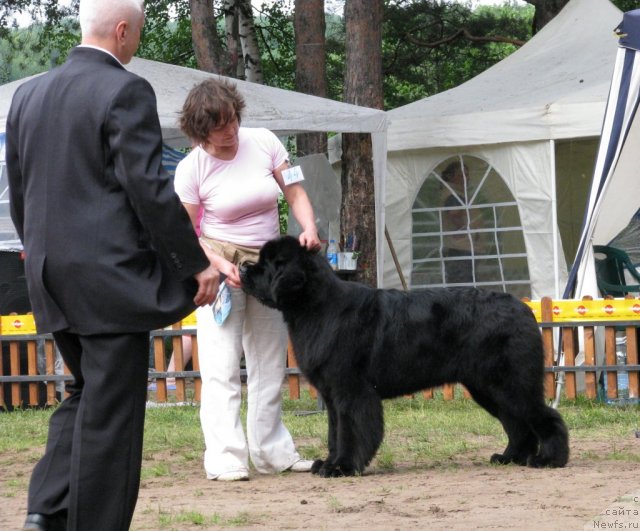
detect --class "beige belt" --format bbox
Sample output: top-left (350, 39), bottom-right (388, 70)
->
top-left (199, 235), bottom-right (260, 266)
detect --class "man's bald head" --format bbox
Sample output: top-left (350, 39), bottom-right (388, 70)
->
top-left (79, 0), bottom-right (145, 64)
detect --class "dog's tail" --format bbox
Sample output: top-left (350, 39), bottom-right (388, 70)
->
top-left (528, 406), bottom-right (569, 468)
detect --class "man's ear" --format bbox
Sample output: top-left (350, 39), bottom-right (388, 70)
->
top-left (115, 20), bottom-right (128, 43)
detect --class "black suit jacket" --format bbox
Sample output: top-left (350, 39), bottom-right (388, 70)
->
top-left (6, 47), bottom-right (209, 334)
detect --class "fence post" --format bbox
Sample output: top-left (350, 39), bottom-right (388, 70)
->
top-left (604, 312), bottom-right (618, 400)
top-left (44, 339), bottom-right (58, 406)
top-left (562, 327), bottom-right (576, 399)
top-left (626, 326), bottom-right (639, 400)
top-left (10, 340), bottom-right (21, 407)
top-left (27, 339), bottom-right (39, 406)
top-left (171, 323), bottom-right (186, 402)
top-left (540, 297), bottom-right (555, 399)
top-left (0, 342), bottom-right (5, 409)
top-left (442, 384), bottom-right (455, 400)
top-left (153, 335), bottom-right (168, 402)
top-left (582, 296), bottom-right (597, 399)
top-left (192, 332), bottom-right (201, 402)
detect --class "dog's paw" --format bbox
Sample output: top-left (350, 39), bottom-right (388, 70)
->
top-left (526, 454), bottom-right (567, 468)
top-left (310, 459), bottom-right (325, 475)
top-left (319, 466), bottom-right (345, 478)
top-left (321, 463), bottom-right (358, 478)
top-left (490, 453), bottom-right (528, 466)
top-left (490, 453), bottom-right (512, 465)
top-left (311, 459), bottom-right (355, 478)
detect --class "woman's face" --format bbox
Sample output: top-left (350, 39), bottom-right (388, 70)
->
top-left (205, 116), bottom-right (240, 151)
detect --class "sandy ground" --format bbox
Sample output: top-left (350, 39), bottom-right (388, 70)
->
top-left (2, 436), bottom-right (640, 530)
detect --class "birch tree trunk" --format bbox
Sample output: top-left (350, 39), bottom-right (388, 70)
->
top-left (341, 0), bottom-right (383, 287)
top-left (237, 0), bottom-right (264, 83)
top-left (223, 0), bottom-right (242, 78)
top-left (294, 0), bottom-right (328, 157)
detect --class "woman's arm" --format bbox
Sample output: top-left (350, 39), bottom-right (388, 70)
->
top-left (182, 202), bottom-right (242, 288)
top-left (273, 162), bottom-right (321, 251)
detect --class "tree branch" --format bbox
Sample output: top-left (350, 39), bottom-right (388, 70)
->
top-left (405, 27), bottom-right (525, 48)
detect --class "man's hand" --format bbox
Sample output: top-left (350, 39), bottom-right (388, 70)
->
top-left (193, 265), bottom-right (221, 306)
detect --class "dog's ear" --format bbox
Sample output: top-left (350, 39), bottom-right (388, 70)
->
top-left (270, 241), bottom-right (308, 307)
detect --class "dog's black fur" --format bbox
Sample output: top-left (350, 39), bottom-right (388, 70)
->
top-left (241, 236), bottom-right (569, 477)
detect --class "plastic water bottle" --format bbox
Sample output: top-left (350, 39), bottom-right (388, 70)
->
top-left (327, 239), bottom-right (338, 270)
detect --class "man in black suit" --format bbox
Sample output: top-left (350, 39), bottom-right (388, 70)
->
top-left (6, 1), bottom-right (219, 529)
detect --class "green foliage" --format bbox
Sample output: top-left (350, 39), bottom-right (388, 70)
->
top-left (254, 0), bottom-right (296, 90)
top-left (0, 1), bottom-right (79, 83)
top-left (137, 0), bottom-right (196, 67)
top-left (278, 194), bottom-right (289, 234)
top-left (325, 13), bottom-right (347, 101)
top-left (613, 0), bottom-right (640, 12)
top-left (2, 0), bottom-right (535, 112)
top-left (382, 0), bottom-right (533, 108)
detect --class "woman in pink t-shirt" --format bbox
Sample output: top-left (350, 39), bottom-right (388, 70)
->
top-left (174, 79), bottom-right (320, 482)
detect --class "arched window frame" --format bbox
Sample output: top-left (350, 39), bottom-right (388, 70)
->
top-left (411, 155), bottom-right (531, 297)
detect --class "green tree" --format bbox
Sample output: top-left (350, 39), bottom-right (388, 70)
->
top-left (138, 0), bottom-right (195, 66)
top-left (382, 0), bottom-right (533, 108)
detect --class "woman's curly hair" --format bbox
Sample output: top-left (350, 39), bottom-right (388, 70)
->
top-left (179, 78), bottom-right (246, 145)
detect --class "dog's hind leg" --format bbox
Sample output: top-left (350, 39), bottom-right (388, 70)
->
top-left (466, 385), bottom-right (537, 466)
top-left (315, 383), bottom-right (384, 477)
top-left (526, 404), bottom-right (569, 468)
top-left (490, 414), bottom-right (538, 466)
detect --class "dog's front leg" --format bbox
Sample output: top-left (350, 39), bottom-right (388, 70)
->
top-left (311, 393), bottom-right (338, 476)
top-left (316, 383), bottom-right (384, 478)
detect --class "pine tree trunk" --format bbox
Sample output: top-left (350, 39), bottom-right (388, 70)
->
top-left (341, 0), bottom-right (383, 287)
top-left (526, 0), bottom-right (569, 33)
top-left (294, 0), bottom-right (327, 157)
top-left (189, 0), bottom-right (228, 74)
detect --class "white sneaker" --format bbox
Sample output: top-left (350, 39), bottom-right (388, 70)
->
top-left (207, 470), bottom-right (249, 481)
top-left (288, 459), bottom-right (314, 472)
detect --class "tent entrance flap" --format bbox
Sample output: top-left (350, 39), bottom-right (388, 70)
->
top-left (568, 10), bottom-right (640, 299)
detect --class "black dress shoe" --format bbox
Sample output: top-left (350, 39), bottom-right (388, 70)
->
top-left (23, 513), bottom-right (48, 531)
top-left (23, 512), bottom-right (67, 531)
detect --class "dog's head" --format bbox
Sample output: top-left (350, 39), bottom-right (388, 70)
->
top-left (241, 236), bottom-right (316, 310)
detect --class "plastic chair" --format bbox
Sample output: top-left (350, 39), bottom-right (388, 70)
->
top-left (593, 245), bottom-right (640, 297)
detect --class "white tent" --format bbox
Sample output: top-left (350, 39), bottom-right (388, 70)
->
top-left (0, 58), bottom-right (388, 282)
top-left (383, 0), bottom-right (621, 298)
top-left (569, 7), bottom-right (640, 299)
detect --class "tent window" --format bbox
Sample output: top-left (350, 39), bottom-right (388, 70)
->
top-left (411, 155), bottom-right (531, 298)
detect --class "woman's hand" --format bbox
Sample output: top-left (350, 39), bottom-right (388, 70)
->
top-left (199, 240), bottom-right (242, 289)
top-left (299, 229), bottom-right (321, 252)
top-left (220, 261), bottom-right (242, 289)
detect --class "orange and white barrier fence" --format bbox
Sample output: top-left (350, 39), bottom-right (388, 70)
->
top-left (1, 296), bottom-right (639, 408)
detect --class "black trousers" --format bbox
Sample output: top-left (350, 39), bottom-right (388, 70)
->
top-left (27, 330), bottom-right (150, 531)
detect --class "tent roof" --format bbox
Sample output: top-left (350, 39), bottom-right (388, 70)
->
top-left (387, 0), bottom-right (622, 151)
top-left (0, 57), bottom-right (387, 146)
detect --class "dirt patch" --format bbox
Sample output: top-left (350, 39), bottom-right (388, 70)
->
top-left (2, 437), bottom-right (639, 530)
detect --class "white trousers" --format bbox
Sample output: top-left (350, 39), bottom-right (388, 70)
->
top-left (196, 286), bottom-right (301, 476)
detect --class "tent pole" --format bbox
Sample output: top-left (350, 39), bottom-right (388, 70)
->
top-left (385, 226), bottom-right (407, 291)
top-left (549, 139), bottom-right (565, 408)
top-left (550, 139), bottom-right (559, 299)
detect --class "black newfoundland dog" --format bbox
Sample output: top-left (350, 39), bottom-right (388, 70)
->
top-left (241, 236), bottom-right (569, 477)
